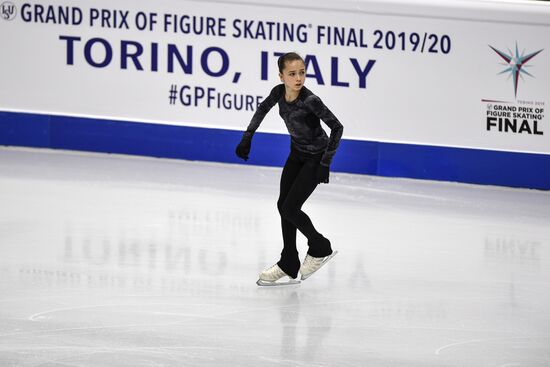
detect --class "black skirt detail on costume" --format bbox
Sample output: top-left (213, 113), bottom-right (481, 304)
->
top-left (243, 84), bottom-right (344, 166)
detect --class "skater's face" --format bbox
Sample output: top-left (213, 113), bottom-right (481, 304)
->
top-left (279, 60), bottom-right (306, 93)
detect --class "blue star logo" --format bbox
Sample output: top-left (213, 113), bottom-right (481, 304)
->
top-left (489, 42), bottom-right (543, 98)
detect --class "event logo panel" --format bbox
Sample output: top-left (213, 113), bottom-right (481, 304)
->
top-left (483, 42), bottom-right (545, 136)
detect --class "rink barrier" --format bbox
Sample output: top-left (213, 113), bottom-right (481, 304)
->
top-left (1, 110), bottom-right (549, 190)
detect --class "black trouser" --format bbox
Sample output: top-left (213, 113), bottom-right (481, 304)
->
top-left (277, 147), bottom-right (332, 279)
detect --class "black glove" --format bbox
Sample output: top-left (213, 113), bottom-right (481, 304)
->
top-left (316, 164), bottom-right (330, 184)
top-left (235, 134), bottom-right (252, 161)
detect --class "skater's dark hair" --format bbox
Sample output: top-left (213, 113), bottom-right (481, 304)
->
top-left (278, 52), bottom-right (305, 73)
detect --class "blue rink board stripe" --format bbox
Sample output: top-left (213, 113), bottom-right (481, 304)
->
top-left (1, 110), bottom-right (549, 190)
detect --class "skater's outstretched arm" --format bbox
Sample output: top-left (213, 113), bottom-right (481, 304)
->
top-left (236, 84), bottom-right (284, 161)
top-left (245, 84), bottom-right (284, 137)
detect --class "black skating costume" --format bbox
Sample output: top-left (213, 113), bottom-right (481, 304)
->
top-left (238, 84), bottom-right (344, 278)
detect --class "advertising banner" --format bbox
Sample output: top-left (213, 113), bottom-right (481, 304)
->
top-left (1, 0), bottom-right (549, 155)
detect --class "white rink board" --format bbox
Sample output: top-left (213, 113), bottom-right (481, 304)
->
top-left (0, 0), bottom-right (549, 154)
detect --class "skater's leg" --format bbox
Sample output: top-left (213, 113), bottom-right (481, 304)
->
top-left (279, 157), bottom-right (332, 258)
top-left (276, 153), bottom-right (303, 278)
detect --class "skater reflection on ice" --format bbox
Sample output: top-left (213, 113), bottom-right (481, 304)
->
top-left (256, 288), bottom-right (334, 363)
top-left (236, 52), bottom-right (344, 286)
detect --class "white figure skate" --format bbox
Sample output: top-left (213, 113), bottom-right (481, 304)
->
top-left (256, 264), bottom-right (301, 286)
top-left (300, 251), bottom-right (338, 280)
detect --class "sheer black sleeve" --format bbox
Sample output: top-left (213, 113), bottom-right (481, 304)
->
top-left (242, 84), bottom-right (284, 140)
top-left (304, 95), bottom-right (344, 166)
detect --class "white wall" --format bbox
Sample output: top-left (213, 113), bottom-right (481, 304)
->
top-left (1, 0), bottom-right (549, 154)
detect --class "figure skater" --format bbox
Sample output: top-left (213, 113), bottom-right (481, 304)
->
top-left (235, 52), bottom-right (344, 286)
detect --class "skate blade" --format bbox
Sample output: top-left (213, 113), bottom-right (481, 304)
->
top-left (300, 250), bottom-right (338, 281)
top-left (256, 278), bottom-right (301, 287)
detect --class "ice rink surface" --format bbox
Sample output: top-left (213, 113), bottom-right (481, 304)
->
top-left (0, 146), bottom-right (549, 367)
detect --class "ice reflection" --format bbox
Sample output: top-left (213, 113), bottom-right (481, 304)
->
top-left (0, 147), bottom-right (549, 367)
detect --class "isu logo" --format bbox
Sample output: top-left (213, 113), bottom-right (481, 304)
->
top-left (1, 1), bottom-right (16, 20)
